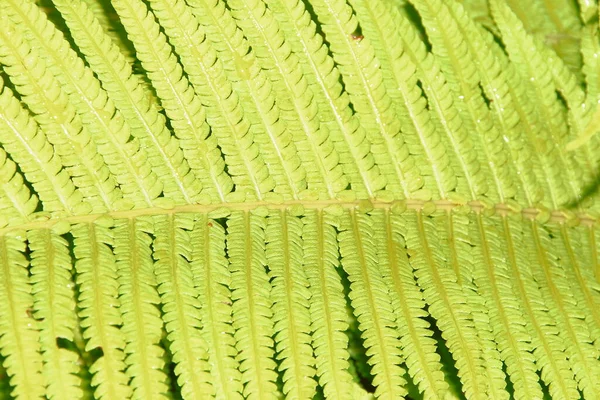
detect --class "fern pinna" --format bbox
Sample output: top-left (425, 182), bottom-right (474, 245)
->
top-left (0, 0), bottom-right (599, 398)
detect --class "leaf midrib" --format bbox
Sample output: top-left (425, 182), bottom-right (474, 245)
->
top-left (1, 197), bottom-right (593, 235)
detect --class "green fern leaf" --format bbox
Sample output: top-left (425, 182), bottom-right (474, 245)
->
top-left (191, 214), bottom-right (243, 399)
top-left (113, 217), bottom-right (170, 399)
top-left (2, 0), bottom-right (600, 399)
top-left (0, 233), bottom-right (45, 399)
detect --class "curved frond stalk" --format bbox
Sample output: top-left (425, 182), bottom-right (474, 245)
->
top-left (226, 0), bottom-right (349, 200)
top-left (500, 216), bottom-right (580, 399)
top-left (307, 0), bottom-right (424, 199)
top-left (153, 213), bottom-right (215, 398)
top-left (0, 234), bottom-right (45, 399)
top-left (380, 209), bottom-right (450, 398)
top-left (528, 220), bottom-right (600, 399)
top-left (406, 211), bottom-right (488, 399)
top-left (266, 210), bottom-right (317, 399)
top-left (490, 0), bottom-right (583, 207)
top-left (191, 214), bottom-right (243, 399)
top-left (2, 0), bottom-right (162, 209)
top-left (113, 217), bottom-right (170, 399)
top-left (0, 16), bottom-right (121, 213)
top-left (408, 0), bottom-right (522, 205)
top-left (0, 149), bottom-right (37, 228)
top-left (72, 222), bottom-right (132, 400)
top-left (227, 211), bottom-right (278, 399)
top-left (47, 0), bottom-right (200, 204)
top-left (385, 3), bottom-right (490, 202)
top-left (145, 0), bottom-right (275, 202)
top-left (0, 80), bottom-right (82, 215)
top-left (28, 228), bottom-right (83, 400)
top-left (338, 209), bottom-right (407, 398)
top-left (109, 0), bottom-right (226, 204)
top-left (350, 0), bottom-right (457, 200)
top-left (302, 210), bottom-right (354, 399)
top-left (469, 213), bottom-right (543, 399)
top-left (262, 0), bottom-right (384, 198)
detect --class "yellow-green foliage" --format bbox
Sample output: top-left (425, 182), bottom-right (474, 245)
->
top-left (0, 0), bottom-right (599, 398)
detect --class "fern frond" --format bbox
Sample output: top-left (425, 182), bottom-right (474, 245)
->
top-left (193, 0), bottom-right (309, 200)
top-left (581, 25), bottom-right (600, 106)
top-left (409, 0), bottom-right (522, 205)
top-left (457, 0), bottom-right (494, 29)
top-left (264, 0), bottom-right (384, 198)
top-left (0, 149), bottom-right (37, 228)
top-left (227, 0), bottom-right (350, 200)
top-left (554, 224), bottom-right (600, 340)
top-left (0, 78), bottom-right (81, 215)
top-left (484, 41), bottom-right (565, 208)
top-left (153, 213), bottom-right (214, 398)
top-left (146, 0), bottom-right (275, 201)
top-left (500, 216), bottom-right (580, 399)
top-left (528, 220), bottom-right (600, 399)
top-left (532, 0), bottom-right (581, 33)
top-left (338, 209), bottom-right (407, 398)
top-left (435, 211), bottom-right (508, 399)
top-left (113, 217), bottom-right (169, 399)
top-left (1, 1), bottom-right (600, 398)
top-left (81, 0), bottom-right (137, 63)
top-left (387, 2), bottom-right (490, 201)
top-left (108, 0), bottom-right (218, 204)
top-left (0, 16), bottom-right (121, 213)
top-left (301, 209), bottom-right (354, 399)
top-left (49, 0), bottom-right (200, 204)
top-left (120, 0), bottom-right (233, 203)
top-left (266, 210), bottom-right (317, 399)
top-left (537, 41), bottom-right (600, 198)
top-left (184, 0), bottom-right (320, 200)
top-left (308, 0), bottom-right (423, 199)
top-left (227, 211), bottom-right (278, 399)
top-left (469, 213), bottom-right (543, 399)
top-left (28, 227), bottom-right (83, 399)
top-left (0, 233), bottom-right (45, 399)
top-left (351, 0), bottom-right (458, 200)
top-left (72, 221), bottom-right (132, 400)
top-left (490, 0), bottom-right (583, 207)
top-left (380, 209), bottom-right (450, 398)
top-left (191, 214), bottom-right (243, 399)
top-left (3, 0), bottom-right (161, 209)
top-left (583, 223), bottom-right (600, 283)
top-left (579, 0), bottom-right (598, 22)
top-left (406, 210), bottom-right (488, 399)
top-left (443, 0), bottom-right (546, 206)
top-left (502, 0), bottom-right (553, 35)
